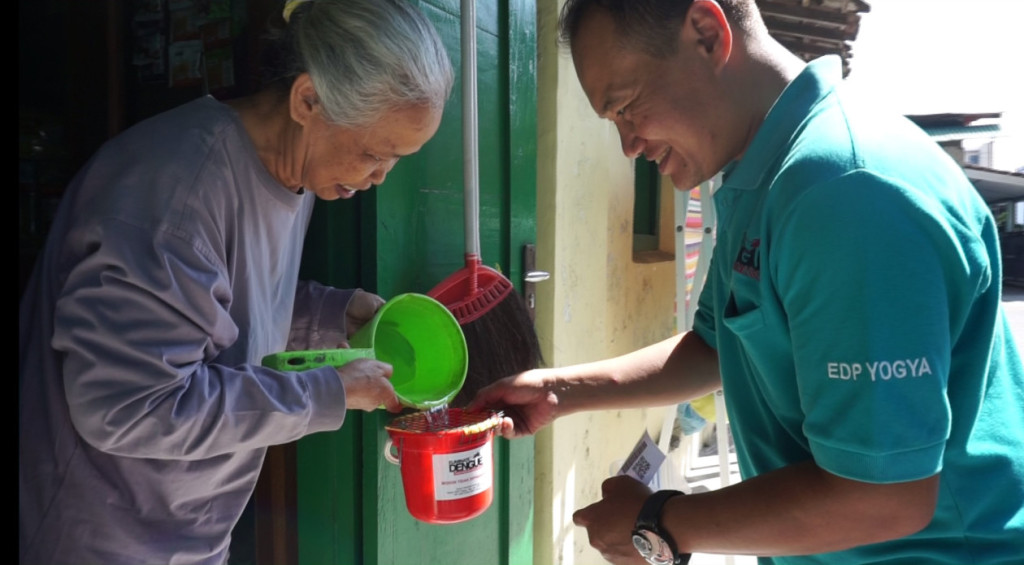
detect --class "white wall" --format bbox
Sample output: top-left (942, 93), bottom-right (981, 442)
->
top-left (533, 2), bottom-right (679, 563)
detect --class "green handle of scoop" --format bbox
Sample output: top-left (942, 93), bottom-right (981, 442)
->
top-left (261, 348), bottom-right (376, 372)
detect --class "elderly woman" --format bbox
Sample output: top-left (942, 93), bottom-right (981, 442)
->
top-left (18, 1), bottom-right (453, 563)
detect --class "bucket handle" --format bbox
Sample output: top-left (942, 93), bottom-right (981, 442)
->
top-left (383, 438), bottom-right (401, 465)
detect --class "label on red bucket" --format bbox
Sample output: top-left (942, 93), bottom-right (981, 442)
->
top-left (432, 442), bottom-right (492, 500)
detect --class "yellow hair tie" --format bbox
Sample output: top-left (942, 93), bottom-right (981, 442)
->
top-left (283, 0), bottom-right (313, 23)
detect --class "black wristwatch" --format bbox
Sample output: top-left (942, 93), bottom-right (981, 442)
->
top-left (632, 490), bottom-right (691, 565)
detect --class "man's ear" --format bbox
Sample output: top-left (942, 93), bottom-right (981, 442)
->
top-left (289, 72), bottom-right (319, 126)
top-left (682, 0), bottom-right (733, 72)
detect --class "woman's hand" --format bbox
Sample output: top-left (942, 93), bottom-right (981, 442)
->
top-left (341, 289), bottom-right (386, 346)
top-left (336, 358), bottom-right (401, 412)
top-left (467, 369), bottom-right (560, 439)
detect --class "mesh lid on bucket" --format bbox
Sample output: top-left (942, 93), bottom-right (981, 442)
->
top-left (386, 407), bottom-right (501, 436)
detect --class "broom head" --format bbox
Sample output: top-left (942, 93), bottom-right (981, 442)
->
top-left (427, 253), bottom-right (514, 324)
top-left (428, 253), bottom-right (543, 408)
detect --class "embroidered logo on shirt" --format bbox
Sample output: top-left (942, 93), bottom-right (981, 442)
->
top-left (826, 358), bottom-right (934, 381)
top-left (733, 234), bottom-right (761, 281)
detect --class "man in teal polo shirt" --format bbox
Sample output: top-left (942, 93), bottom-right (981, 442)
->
top-left (468, 0), bottom-right (1024, 563)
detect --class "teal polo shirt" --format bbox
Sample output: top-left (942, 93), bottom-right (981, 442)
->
top-left (692, 55), bottom-right (1024, 564)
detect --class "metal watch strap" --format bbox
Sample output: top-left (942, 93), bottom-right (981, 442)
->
top-left (635, 489), bottom-right (691, 565)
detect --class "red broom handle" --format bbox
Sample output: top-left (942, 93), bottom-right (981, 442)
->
top-left (465, 253), bottom-right (480, 295)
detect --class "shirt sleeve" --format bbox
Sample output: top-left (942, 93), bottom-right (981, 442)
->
top-left (52, 219), bottom-right (348, 461)
top-left (772, 170), bottom-right (988, 482)
top-left (288, 280), bottom-right (356, 351)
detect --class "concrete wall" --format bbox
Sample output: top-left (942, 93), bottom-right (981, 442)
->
top-left (533, 2), bottom-right (680, 563)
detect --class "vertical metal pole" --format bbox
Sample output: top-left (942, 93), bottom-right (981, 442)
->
top-left (674, 188), bottom-right (691, 333)
top-left (461, 0), bottom-right (480, 257)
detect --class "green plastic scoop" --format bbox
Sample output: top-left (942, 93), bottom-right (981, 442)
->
top-left (262, 293), bottom-right (468, 409)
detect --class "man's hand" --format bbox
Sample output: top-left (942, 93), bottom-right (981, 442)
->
top-left (467, 369), bottom-right (560, 439)
top-left (337, 358), bottom-right (401, 412)
top-left (573, 475), bottom-right (653, 565)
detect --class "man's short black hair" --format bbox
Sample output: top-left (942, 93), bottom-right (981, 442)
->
top-left (558, 0), bottom-right (756, 58)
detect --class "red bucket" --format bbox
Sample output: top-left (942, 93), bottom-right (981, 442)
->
top-left (384, 408), bottom-right (501, 524)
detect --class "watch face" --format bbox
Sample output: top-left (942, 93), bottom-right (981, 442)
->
top-left (632, 529), bottom-right (676, 565)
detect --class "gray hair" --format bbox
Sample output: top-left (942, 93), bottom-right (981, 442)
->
top-left (261, 0), bottom-right (454, 128)
top-left (558, 0), bottom-right (757, 58)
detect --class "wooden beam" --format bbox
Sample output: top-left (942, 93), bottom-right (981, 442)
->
top-left (254, 443), bottom-right (299, 565)
top-left (759, 2), bottom-right (855, 26)
top-left (765, 18), bottom-right (855, 42)
top-left (775, 36), bottom-right (850, 58)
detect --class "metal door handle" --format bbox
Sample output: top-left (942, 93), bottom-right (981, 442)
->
top-left (522, 244), bottom-right (549, 322)
top-left (524, 270), bottom-right (550, 283)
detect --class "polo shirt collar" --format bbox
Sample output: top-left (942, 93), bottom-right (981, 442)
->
top-left (720, 55), bottom-right (843, 190)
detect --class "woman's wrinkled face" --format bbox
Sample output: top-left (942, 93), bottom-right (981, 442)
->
top-left (299, 103), bottom-right (442, 200)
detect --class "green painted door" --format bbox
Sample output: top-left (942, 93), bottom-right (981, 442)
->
top-left (294, 1), bottom-right (536, 564)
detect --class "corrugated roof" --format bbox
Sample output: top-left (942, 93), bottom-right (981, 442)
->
top-left (923, 124), bottom-right (1003, 143)
top-left (906, 113), bottom-right (1004, 128)
top-left (905, 113), bottom-right (1005, 143)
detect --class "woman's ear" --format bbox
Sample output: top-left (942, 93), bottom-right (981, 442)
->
top-left (289, 72), bottom-right (319, 126)
top-left (683, 0), bottom-right (733, 72)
